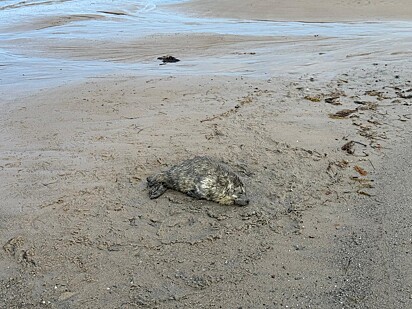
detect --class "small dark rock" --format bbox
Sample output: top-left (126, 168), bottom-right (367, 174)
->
top-left (157, 55), bottom-right (180, 64)
top-left (325, 97), bottom-right (341, 105)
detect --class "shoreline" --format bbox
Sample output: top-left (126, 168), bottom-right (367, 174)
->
top-left (2, 0), bottom-right (412, 102)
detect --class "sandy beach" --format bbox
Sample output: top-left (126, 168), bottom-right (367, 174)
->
top-left (1, 1), bottom-right (412, 308)
top-left (175, 0), bottom-right (412, 22)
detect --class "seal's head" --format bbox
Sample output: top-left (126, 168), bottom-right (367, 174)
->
top-left (230, 174), bottom-right (249, 206)
top-left (214, 175), bottom-right (249, 206)
top-left (233, 192), bottom-right (249, 206)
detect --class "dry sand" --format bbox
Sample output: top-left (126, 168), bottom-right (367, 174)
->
top-left (1, 1), bottom-right (412, 308)
top-left (174, 0), bottom-right (412, 22)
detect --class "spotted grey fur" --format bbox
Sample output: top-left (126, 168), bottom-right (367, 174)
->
top-left (147, 156), bottom-right (249, 206)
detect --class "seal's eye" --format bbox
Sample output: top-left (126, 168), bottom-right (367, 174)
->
top-left (234, 186), bottom-right (245, 195)
top-left (232, 186), bottom-right (246, 200)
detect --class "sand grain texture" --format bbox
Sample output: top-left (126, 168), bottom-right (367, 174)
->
top-left (1, 64), bottom-right (411, 307)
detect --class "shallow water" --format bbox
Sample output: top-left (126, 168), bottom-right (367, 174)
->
top-left (1, 0), bottom-right (412, 100)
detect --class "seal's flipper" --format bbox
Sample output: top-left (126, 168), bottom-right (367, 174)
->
top-left (148, 183), bottom-right (167, 199)
top-left (146, 175), bottom-right (157, 186)
top-left (186, 189), bottom-right (201, 199)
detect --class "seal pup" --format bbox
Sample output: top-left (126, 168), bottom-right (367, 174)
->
top-left (147, 156), bottom-right (249, 206)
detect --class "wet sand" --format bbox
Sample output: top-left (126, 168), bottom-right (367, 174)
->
top-left (1, 1), bottom-right (412, 308)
